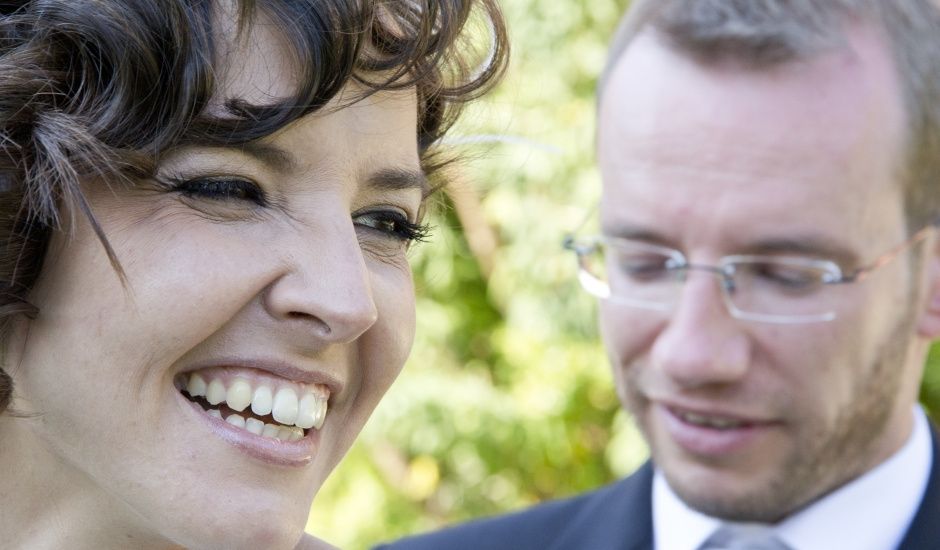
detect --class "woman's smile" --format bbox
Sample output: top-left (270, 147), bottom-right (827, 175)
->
top-left (174, 366), bottom-right (333, 467)
top-left (177, 364), bottom-right (335, 440)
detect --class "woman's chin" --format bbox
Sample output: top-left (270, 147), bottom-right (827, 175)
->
top-left (295, 532), bottom-right (340, 550)
top-left (172, 514), bottom-right (310, 550)
top-left (138, 477), bottom-right (318, 550)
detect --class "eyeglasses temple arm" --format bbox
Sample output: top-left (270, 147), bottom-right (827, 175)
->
top-left (831, 220), bottom-right (938, 284)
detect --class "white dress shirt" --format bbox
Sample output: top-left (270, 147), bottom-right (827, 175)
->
top-left (652, 407), bottom-right (933, 550)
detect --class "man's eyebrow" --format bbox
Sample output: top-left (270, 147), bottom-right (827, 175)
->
top-left (602, 224), bottom-right (676, 248)
top-left (367, 167), bottom-right (431, 197)
top-left (237, 142), bottom-right (300, 174)
top-left (739, 237), bottom-right (859, 266)
top-left (603, 224), bottom-right (861, 265)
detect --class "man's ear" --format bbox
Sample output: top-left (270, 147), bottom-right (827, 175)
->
top-left (917, 234), bottom-right (940, 339)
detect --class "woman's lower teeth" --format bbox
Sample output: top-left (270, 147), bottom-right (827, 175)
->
top-left (207, 408), bottom-right (306, 441)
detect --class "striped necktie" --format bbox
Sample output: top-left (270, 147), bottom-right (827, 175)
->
top-left (699, 524), bottom-right (793, 550)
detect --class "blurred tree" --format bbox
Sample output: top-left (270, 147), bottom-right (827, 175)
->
top-left (307, 0), bottom-right (940, 547)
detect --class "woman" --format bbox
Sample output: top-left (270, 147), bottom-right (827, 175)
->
top-left (0, 0), bottom-right (506, 548)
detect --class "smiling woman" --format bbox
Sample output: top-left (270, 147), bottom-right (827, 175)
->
top-left (0, 0), bottom-right (506, 549)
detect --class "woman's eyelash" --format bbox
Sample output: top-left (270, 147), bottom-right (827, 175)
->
top-left (168, 177), bottom-right (268, 206)
top-left (357, 211), bottom-right (432, 243)
top-left (161, 177), bottom-right (428, 242)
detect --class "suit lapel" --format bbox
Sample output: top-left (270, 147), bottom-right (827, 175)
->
top-left (613, 462), bottom-right (655, 550)
top-left (896, 422), bottom-right (940, 550)
top-left (546, 461), bottom-right (655, 550)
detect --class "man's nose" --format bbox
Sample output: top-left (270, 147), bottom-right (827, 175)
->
top-left (263, 219), bottom-right (379, 346)
top-left (649, 271), bottom-right (751, 389)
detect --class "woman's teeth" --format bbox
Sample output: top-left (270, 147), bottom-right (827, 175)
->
top-left (184, 372), bottom-right (329, 440)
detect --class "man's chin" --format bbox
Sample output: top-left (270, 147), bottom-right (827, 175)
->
top-left (659, 458), bottom-right (802, 523)
top-left (675, 489), bottom-right (791, 523)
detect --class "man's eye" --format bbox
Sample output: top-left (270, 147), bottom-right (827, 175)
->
top-left (616, 255), bottom-right (673, 281)
top-left (355, 211), bottom-right (431, 244)
top-left (171, 178), bottom-right (268, 206)
top-left (749, 262), bottom-right (823, 289)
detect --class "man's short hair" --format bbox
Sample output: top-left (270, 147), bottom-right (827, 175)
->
top-left (600, 0), bottom-right (940, 230)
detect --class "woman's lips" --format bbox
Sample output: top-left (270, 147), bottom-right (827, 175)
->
top-left (176, 386), bottom-right (324, 468)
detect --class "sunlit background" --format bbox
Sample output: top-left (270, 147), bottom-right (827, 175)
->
top-left (307, 0), bottom-right (940, 547)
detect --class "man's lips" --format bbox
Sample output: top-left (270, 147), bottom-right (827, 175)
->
top-left (653, 400), bottom-right (780, 457)
top-left (665, 404), bottom-right (769, 430)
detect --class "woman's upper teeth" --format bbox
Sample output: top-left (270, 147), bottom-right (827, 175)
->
top-left (185, 372), bottom-right (329, 430)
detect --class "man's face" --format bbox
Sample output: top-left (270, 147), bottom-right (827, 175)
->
top-left (598, 25), bottom-right (931, 521)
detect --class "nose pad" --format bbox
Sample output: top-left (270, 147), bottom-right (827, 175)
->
top-left (671, 265), bottom-right (737, 311)
top-left (720, 271), bottom-right (737, 293)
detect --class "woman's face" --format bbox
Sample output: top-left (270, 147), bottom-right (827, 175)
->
top-left (5, 15), bottom-right (422, 549)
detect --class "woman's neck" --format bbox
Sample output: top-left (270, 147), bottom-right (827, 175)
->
top-left (0, 415), bottom-right (181, 550)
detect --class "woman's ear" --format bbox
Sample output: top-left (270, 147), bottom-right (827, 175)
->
top-left (917, 234), bottom-right (940, 339)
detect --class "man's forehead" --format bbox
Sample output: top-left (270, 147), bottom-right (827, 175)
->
top-left (597, 25), bottom-right (910, 253)
top-left (600, 27), bottom-right (905, 179)
top-left (599, 24), bottom-right (905, 145)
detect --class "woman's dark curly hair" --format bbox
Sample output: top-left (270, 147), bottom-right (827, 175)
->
top-left (0, 0), bottom-right (508, 413)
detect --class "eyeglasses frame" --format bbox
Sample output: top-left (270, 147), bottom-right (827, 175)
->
top-left (563, 220), bottom-right (938, 324)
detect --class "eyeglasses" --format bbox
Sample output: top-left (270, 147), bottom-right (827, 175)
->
top-left (563, 223), bottom-right (935, 324)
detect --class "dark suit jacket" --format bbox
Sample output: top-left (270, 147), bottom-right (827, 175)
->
top-left (377, 427), bottom-right (940, 550)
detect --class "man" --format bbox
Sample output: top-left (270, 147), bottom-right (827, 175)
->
top-left (380, 1), bottom-right (940, 548)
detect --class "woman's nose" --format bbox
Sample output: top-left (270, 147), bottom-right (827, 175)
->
top-left (649, 272), bottom-right (751, 389)
top-left (263, 221), bottom-right (379, 345)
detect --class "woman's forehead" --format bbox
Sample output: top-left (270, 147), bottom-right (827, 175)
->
top-left (210, 3), bottom-right (300, 112)
top-left (208, 2), bottom-right (418, 122)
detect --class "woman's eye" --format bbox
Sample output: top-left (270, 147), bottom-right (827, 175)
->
top-left (355, 211), bottom-right (431, 244)
top-left (171, 178), bottom-right (267, 206)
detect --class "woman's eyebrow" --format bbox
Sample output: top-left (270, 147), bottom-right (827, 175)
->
top-left (236, 143), bottom-right (428, 191)
top-left (367, 167), bottom-right (431, 197)
top-left (237, 142), bottom-right (300, 174)
top-left (235, 142), bottom-right (429, 196)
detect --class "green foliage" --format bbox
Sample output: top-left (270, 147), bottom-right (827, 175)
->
top-left (921, 345), bottom-right (940, 423)
top-left (306, 0), bottom-right (940, 546)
